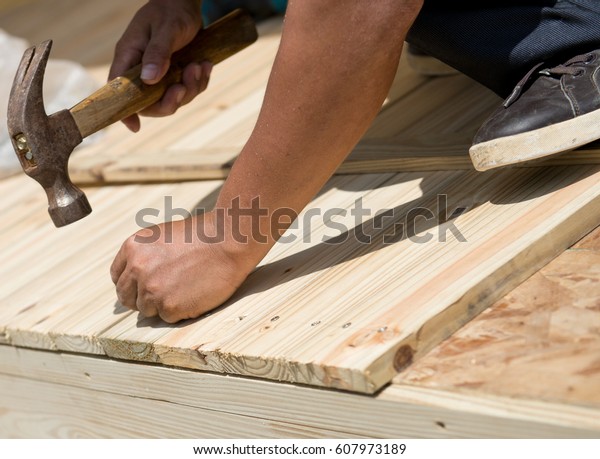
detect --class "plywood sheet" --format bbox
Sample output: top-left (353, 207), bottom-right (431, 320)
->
top-left (395, 226), bottom-right (600, 408)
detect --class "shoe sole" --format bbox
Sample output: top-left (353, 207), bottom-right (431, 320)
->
top-left (469, 107), bottom-right (600, 171)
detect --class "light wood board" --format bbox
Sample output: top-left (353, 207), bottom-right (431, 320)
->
top-left (0, 0), bottom-right (147, 68)
top-left (65, 54), bottom-right (600, 184)
top-left (1, 345), bottom-right (598, 438)
top-left (1, 164), bottom-right (600, 393)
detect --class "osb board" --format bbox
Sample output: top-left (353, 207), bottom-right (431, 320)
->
top-left (1, 165), bottom-right (600, 393)
top-left (395, 225), bottom-right (600, 408)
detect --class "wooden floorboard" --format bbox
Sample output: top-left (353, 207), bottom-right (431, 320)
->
top-left (0, 0), bottom-right (146, 68)
top-left (1, 346), bottom-right (598, 438)
top-left (2, 165), bottom-right (600, 393)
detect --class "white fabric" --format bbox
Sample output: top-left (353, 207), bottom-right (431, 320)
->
top-left (0, 29), bottom-right (100, 173)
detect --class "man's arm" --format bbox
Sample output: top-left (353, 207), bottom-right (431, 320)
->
top-left (110, 0), bottom-right (424, 323)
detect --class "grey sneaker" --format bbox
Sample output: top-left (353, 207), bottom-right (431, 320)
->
top-left (470, 50), bottom-right (600, 171)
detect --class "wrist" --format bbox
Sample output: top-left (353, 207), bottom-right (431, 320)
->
top-left (194, 210), bottom-right (269, 274)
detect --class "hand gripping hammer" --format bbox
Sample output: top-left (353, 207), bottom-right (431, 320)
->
top-left (7, 10), bottom-right (257, 227)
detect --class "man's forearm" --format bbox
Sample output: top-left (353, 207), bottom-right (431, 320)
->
top-left (214, 0), bottom-right (423, 262)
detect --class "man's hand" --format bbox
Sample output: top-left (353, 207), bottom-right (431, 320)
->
top-left (110, 0), bottom-right (424, 323)
top-left (110, 212), bottom-right (254, 323)
top-left (109, 0), bottom-right (212, 132)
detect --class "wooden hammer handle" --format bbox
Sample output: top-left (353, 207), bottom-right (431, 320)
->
top-left (70, 9), bottom-right (258, 138)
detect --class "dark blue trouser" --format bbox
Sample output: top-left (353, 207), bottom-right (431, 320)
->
top-left (407, 0), bottom-right (600, 97)
top-left (204, 0), bottom-right (600, 98)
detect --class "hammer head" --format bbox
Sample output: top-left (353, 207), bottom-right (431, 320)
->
top-left (7, 40), bottom-right (90, 227)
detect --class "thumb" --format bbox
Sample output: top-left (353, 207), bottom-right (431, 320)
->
top-left (140, 25), bottom-right (178, 84)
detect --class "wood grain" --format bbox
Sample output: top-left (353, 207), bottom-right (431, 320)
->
top-left (0, 372), bottom-right (362, 438)
top-left (65, 54), bottom-right (600, 183)
top-left (3, 1), bottom-right (600, 184)
top-left (0, 0), bottom-right (147, 68)
top-left (2, 166), bottom-right (600, 393)
top-left (1, 346), bottom-right (598, 438)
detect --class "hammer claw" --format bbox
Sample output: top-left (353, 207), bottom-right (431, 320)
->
top-left (14, 45), bottom-right (35, 86)
top-left (21, 40), bottom-right (52, 87)
top-left (8, 40), bottom-right (52, 134)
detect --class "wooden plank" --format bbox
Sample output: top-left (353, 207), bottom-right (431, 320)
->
top-left (395, 225), bottom-right (600, 408)
top-left (95, 173), bottom-right (396, 361)
top-left (1, 345), bottom-right (598, 438)
top-left (143, 166), bottom-right (600, 392)
top-left (0, 0), bottom-right (36, 15)
top-left (0, 0), bottom-right (147, 67)
top-left (4, 1), bottom-right (600, 185)
top-left (65, 64), bottom-right (600, 184)
top-left (4, 165), bottom-right (599, 393)
top-left (82, 143), bottom-right (600, 184)
top-left (0, 180), bottom-right (224, 353)
top-left (0, 373), bottom-right (361, 439)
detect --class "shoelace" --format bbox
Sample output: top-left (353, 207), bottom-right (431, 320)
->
top-left (504, 52), bottom-right (595, 108)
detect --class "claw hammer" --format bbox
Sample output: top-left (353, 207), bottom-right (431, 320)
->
top-left (7, 9), bottom-right (257, 227)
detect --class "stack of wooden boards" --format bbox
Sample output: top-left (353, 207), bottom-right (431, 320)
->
top-left (0, 0), bottom-right (599, 438)
top-left (67, 32), bottom-right (600, 182)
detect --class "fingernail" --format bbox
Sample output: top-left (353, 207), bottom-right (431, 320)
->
top-left (194, 65), bottom-right (202, 81)
top-left (203, 61), bottom-right (213, 78)
top-left (141, 64), bottom-right (159, 81)
top-left (176, 89), bottom-right (185, 104)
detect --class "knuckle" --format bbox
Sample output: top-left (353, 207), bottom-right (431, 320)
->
top-left (117, 291), bottom-right (133, 309)
top-left (123, 235), bottom-right (138, 252)
top-left (137, 301), bottom-right (158, 318)
top-left (171, 16), bottom-right (191, 34)
top-left (169, 12), bottom-right (199, 37)
top-left (159, 299), bottom-right (182, 323)
top-left (158, 104), bottom-right (177, 116)
top-left (129, 260), bottom-right (144, 277)
top-left (142, 279), bottom-right (162, 298)
top-left (146, 43), bottom-right (170, 61)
